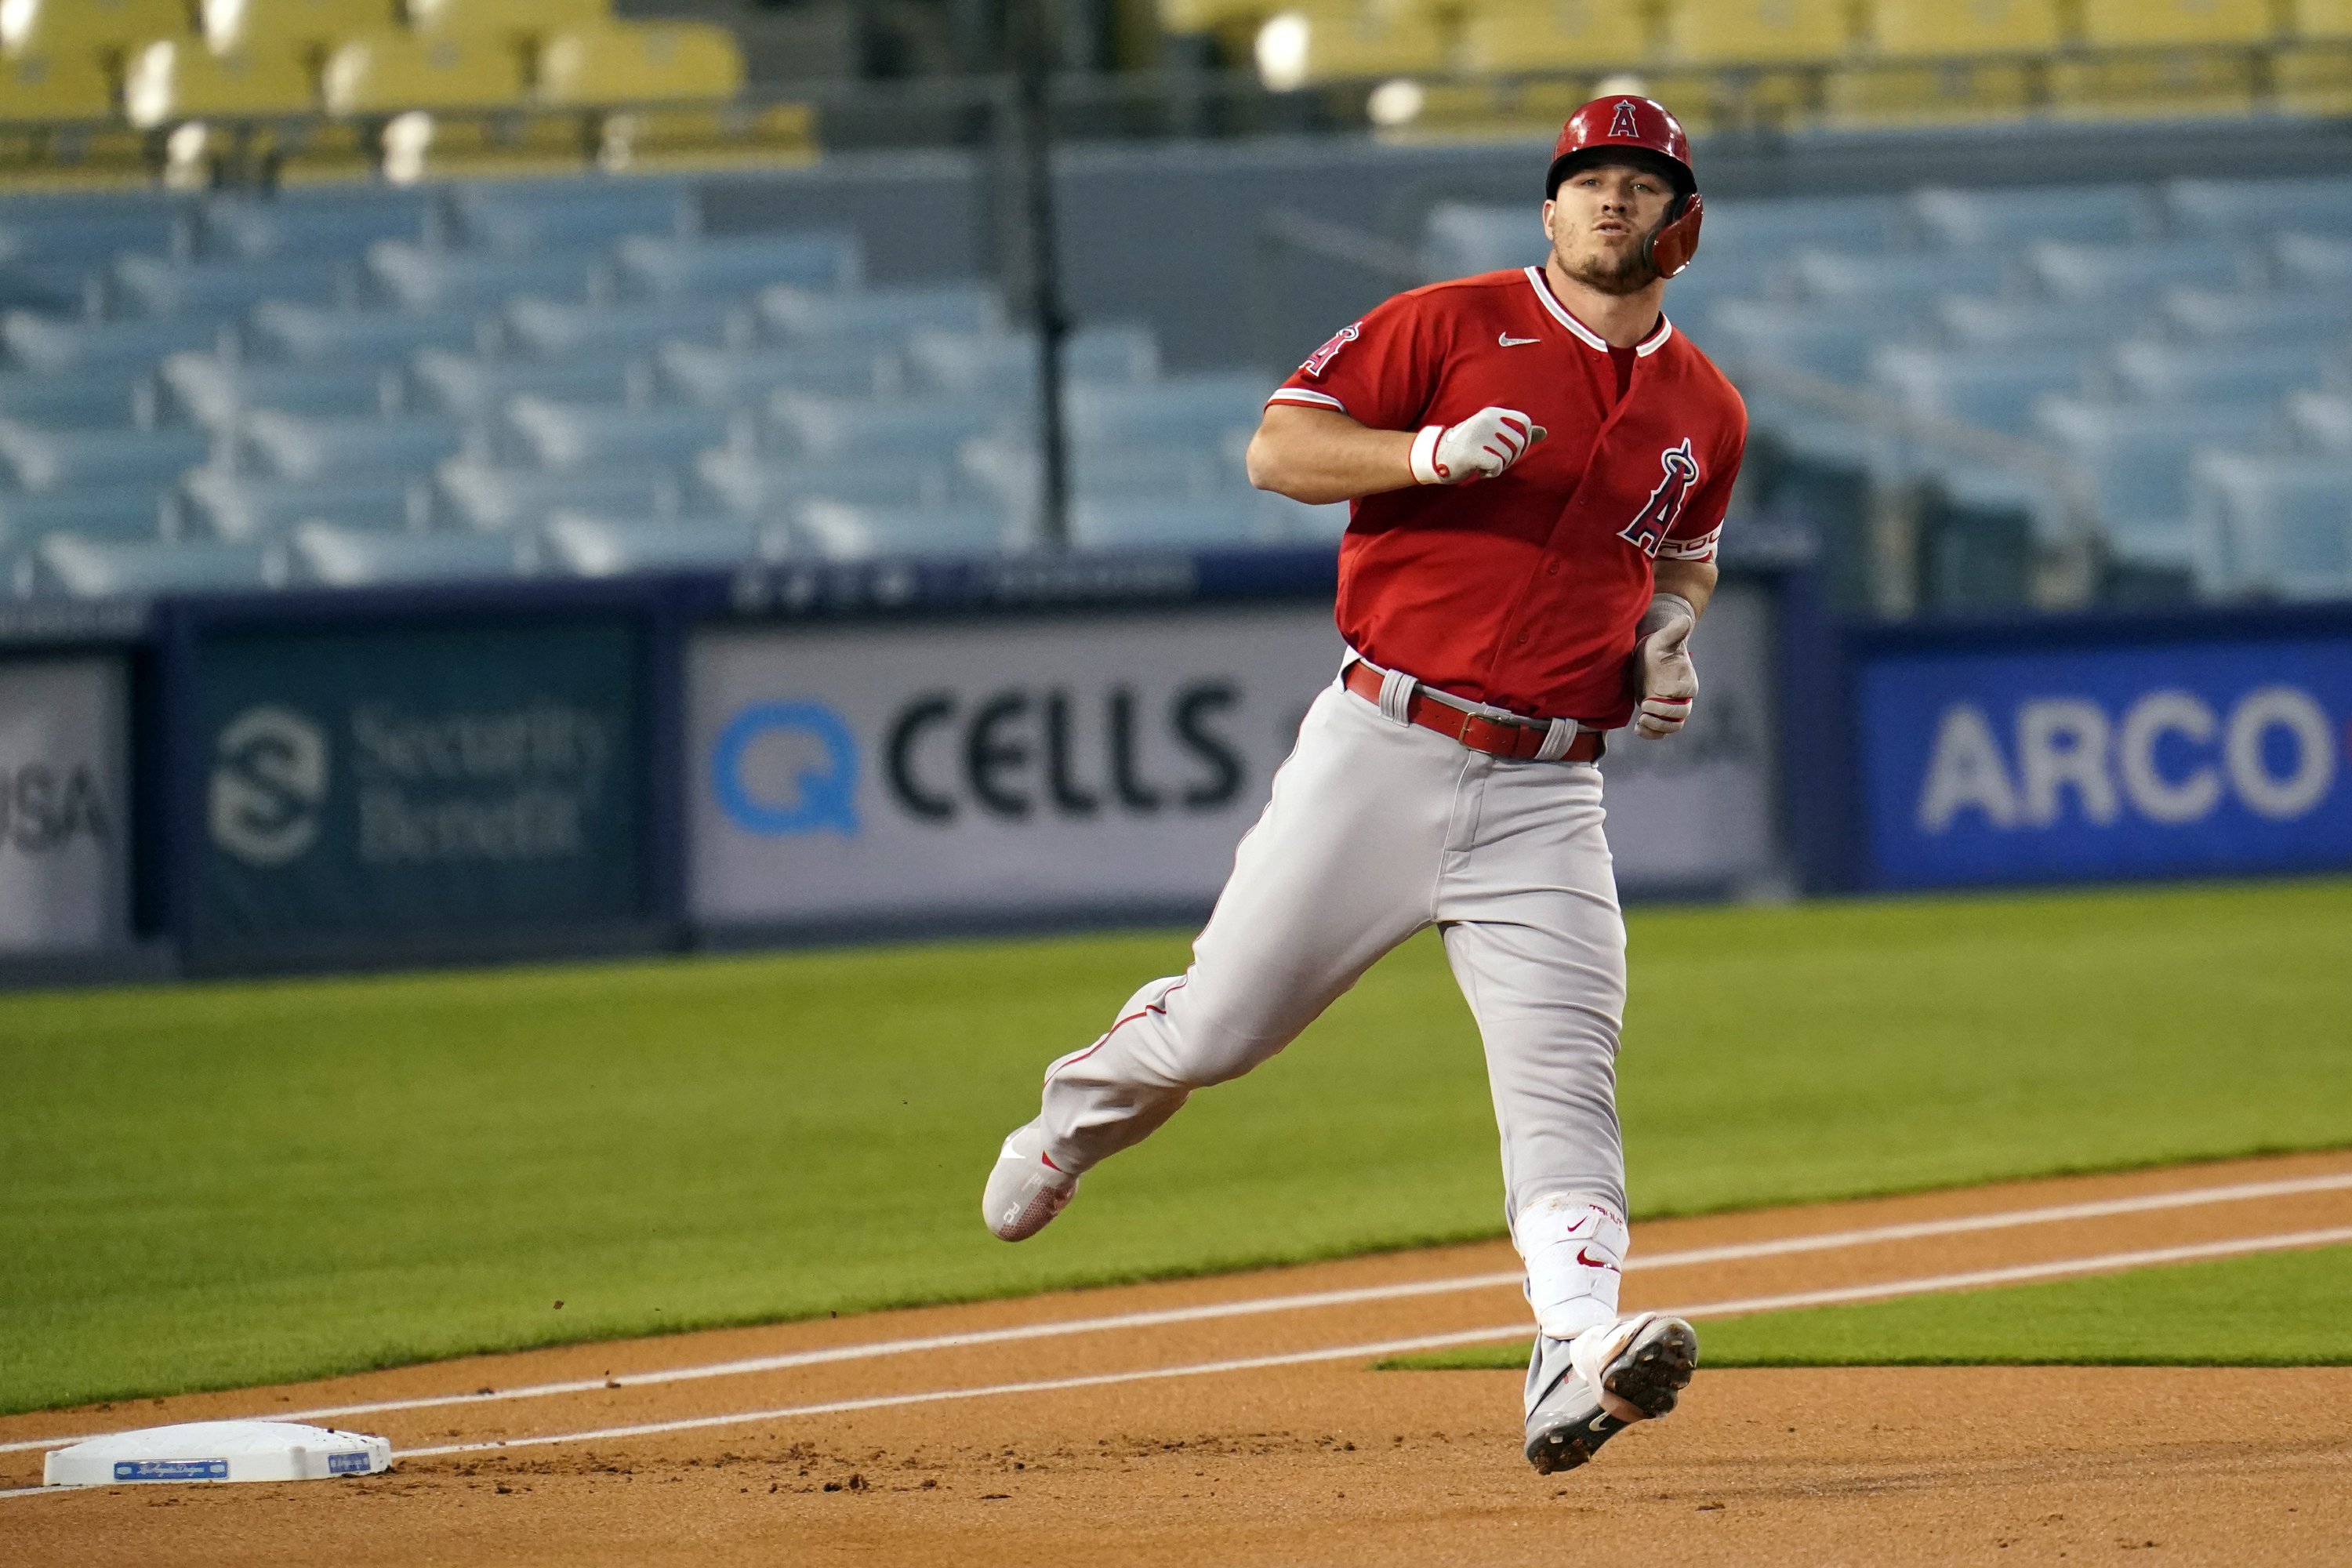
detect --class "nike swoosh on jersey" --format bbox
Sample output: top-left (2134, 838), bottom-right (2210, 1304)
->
top-left (1498, 333), bottom-right (1541, 347)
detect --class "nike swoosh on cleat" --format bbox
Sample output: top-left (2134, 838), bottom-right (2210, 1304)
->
top-left (1498, 333), bottom-right (1541, 347)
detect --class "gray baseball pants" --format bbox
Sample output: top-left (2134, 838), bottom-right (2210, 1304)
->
top-left (1032, 672), bottom-right (1628, 1227)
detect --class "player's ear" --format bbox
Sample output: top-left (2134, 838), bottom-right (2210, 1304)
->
top-left (1541, 198), bottom-right (1556, 239)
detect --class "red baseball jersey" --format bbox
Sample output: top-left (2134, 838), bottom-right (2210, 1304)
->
top-left (1269, 265), bottom-right (1748, 729)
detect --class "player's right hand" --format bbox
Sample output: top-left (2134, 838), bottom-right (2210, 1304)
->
top-left (1412, 406), bottom-right (1545, 485)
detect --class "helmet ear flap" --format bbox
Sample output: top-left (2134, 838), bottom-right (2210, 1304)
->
top-left (1644, 190), bottom-right (1704, 279)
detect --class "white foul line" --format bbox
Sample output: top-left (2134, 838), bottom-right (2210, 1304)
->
top-left (384, 1222), bottom-right (2352, 1461)
top-left (5, 1169), bottom-right (2350, 1461)
top-left (13, 1222), bottom-right (2352, 1494)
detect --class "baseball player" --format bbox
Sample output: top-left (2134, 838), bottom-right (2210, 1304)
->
top-left (982, 96), bottom-right (1744, 1475)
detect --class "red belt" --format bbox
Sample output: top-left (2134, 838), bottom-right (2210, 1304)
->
top-left (1343, 662), bottom-right (1604, 764)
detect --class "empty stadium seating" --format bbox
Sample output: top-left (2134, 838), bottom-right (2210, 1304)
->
top-left (0, 177), bottom-right (1332, 603)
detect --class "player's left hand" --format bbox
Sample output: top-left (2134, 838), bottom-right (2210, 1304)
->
top-left (1633, 593), bottom-right (1697, 739)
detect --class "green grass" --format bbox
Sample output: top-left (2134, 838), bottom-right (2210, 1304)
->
top-left (2, 877), bottom-right (2349, 1414)
top-left (1378, 1243), bottom-right (2352, 1370)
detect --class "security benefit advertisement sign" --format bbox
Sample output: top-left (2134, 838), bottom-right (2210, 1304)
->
top-left (1594, 580), bottom-right (1779, 895)
top-left (1860, 637), bottom-right (2352, 887)
top-left (0, 657), bottom-right (130, 953)
top-left (689, 609), bottom-right (1345, 926)
top-left (196, 622), bottom-right (642, 947)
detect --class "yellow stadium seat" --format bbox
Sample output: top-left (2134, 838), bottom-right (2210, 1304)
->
top-left (378, 105), bottom-right (589, 178)
top-left (1158, 0), bottom-right (1276, 34)
top-left (2291, 0), bottom-right (2352, 36)
top-left (1663, 0), bottom-right (1852, 64)
top-left (204, 0), bottom-right (401, 60)
top-left (1, 0), bottom-right (193, 57)
top-left (1457, 0), bottom-right (1649, 76)
top-left (2078, 0), bottom-right (2274, 47)
top-left (1866, 0), bottom-right (2059, 57)
top-left (2047, 51), bottom-right (2259, 117)
top-left (406, 0), bottom-right (611, 38)
top-left (124, 39), bottom-right (317, 124)
top-left (321, 29), bottom-right (528, 112)
top-left (2274, 43), bottom-right (2352, 110)
top-left (1825, 60), bottom-right (2038, 125)
top-left (1251, 1), bottom-right (1447, 88)
top-left (535, 22), bottom-right (745, 105)
top-left (0, 51), bottom-right (117, 120)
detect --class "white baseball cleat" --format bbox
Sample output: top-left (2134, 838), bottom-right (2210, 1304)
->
top-left (1523, 1311), bottom-right (1698, 1474)
top-left (981, 1121), bottom-right (1079, 1242)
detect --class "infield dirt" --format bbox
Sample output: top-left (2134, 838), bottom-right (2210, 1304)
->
top-left (6, 1150), bottom-right (2350, 1566)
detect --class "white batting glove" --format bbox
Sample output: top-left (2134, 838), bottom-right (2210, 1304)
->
top-left (1410, 406), bottom-right (1545, 485)
top-left (1632, 593), bottom-right (1697, 739)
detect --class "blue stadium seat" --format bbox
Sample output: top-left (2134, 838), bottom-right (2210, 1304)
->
top-left (2289, 390), bottom-right (2352, 450)
top-left (656, 340), bottom-right (895, 406)
top-left (0, 260), bottom-right (96, 317)
top-left (2, 311), bottom-right (227, 372)
top-left (0, 485), bottom-right (171, 546)
top-left (1261, 492), bottom-right (1350, 543)
top-left (161, 353), bottom-right (396, 430)
top-left (543, 512), bottom-right (782, 576)
top-left (1791, 247), bottom-right (2015, 307)
top-left (2034, 398), bottom-right (2279, 564)
top-left (242, 412), bottom-right (470, 481)
top-left (1419, 203), bottom-right (1548, 278)
top-left (792, 500), bottom-right (1011, 559)
top-left (769, 392), bottom-right (1009, 463)
top-left (0, 203), bottom-right (185, 265)
top-left (437, 459), bottom-right (681, 531)
top-left (289, 523), bottom-right (534, 586)
top-left (2165, 176), bottom-right (2352, 238)
top-left (113, 254), bottom-right (349, 318)
top-left (2028, 239), bottom-right (2251, 299)
top-left (1704, 299), bottom-right (1892, 382)
top-left (1693, 196), bottom-right (1908, 262)
top-left (905, 325), bottom-right (1160, 396)
top-left (1064, 373), bottom-right (1271, 448)
top-left (1868, 345), bottom-right (2091, 436)
top-left (1936, 292), bottom-right (2155, 347)
top-left (182, 468), bottom-right (426, 540)
top-left (2190, 450), bottom-right (2352, 600)
top-left (2108, 340), bottom-right (2331, 405)
top-left (692, 448), bottom-right (946, 517)
top-left (0, 421), bottom-right (210, 491)
top-left (1909, 184), bottom-right (2153, 249)
top-left (2158, 285), bottom-right (2352, 343)
top-left (2274, 233), bottom-right (2352, 289)
top-left (408, 350), bottom-right (633, 419)
top-left (612, 233), bottom-right (862, 299)
top-left (503, 296), bottom-right (740, 358)
top-left (366, 241), bottom-right (606, 312)
top-left (36, 535), bottom-right (281, 597)
top-left (449, 180), bottom-right (693, 254)
top-left (506, 397), bottom-right (733, 470)
top-left (201, 193), bottom-right (433, 261)
top-left (0, 367), bottom-right (151, 426)
top-left (756, 282), bottom-right (1000, 346)
top-left (1070, 497), bottom-right (1272, 550)
top-left (960, 434), bottom-right (1236, 520)
top-left (250, 303), bottom-right (485, 361)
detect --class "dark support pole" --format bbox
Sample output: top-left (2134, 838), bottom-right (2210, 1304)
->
top-left (1007, 0), bottom-right (1072, 551)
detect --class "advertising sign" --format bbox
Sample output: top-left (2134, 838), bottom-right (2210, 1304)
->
top-left (0, 657), bottom-right (129, 953)
top-left (688, 591), bottom-right (1785, 929)
top-left (689, 608), bottom-right (1345, 926)
top-left (194, 621), bottom-right (642, 947)
top-left (1597, 581), bottom-right (1780, 895)
top-left (1859, 636), bottom-right (2352, 887)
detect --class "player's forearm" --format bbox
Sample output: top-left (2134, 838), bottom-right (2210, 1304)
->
top-left (1244, 405), bottom-right (1419, 504)
top-left (1652, 558), bottom-right (1717, 619)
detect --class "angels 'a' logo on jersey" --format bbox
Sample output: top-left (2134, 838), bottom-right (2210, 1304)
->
top-left (1300, 322), bottom-right (1361, 378)
top-left (1617, 438), bottom-right (1700, 558)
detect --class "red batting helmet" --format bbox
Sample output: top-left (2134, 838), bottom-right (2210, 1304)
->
top-left (1546, 95), bottom-right (1704, 279)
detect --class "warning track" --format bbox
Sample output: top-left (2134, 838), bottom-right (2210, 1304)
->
top-left (5, 1151), bottom-right (2351, 1566)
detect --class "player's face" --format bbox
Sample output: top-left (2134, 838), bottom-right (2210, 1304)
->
top-left (1544, 162), bottom-right (1677, 295)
